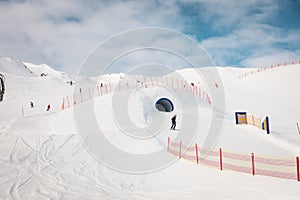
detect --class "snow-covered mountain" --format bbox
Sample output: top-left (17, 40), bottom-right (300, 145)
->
top-left (0, 59), bottom-right (299, 199)
top-left (0, 57), bottom-right (34, 77)
top-left (23, 62), bottom-right (71, 81)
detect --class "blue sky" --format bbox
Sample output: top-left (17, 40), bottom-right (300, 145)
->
top-left (0, 0), bottom-right (299, 73)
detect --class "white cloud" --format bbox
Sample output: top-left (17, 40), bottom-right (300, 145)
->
top-left (0, 0), bottom-right (298, 72)
top-left (201, 23), bottom-right (300, 67)
top-left (241, 50), bottom-right (300, 68)
top-left (0, 0), bottom-right (183, 73)
top-left (182, 0), bottom-right (299, 67)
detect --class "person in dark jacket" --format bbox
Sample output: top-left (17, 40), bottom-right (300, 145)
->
top-left (46, 103), bottom-right (51, 111)
top-left (170, 114), bottom-right (177, 130)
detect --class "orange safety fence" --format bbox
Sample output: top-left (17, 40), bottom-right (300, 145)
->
top-left (167, 137), bottom-right (300, 182)
top-left (61, 76), bottom-right (213, 111)
top-left (236, 113), bottom-right (264, 130)
top-left (247, 114), bottom-right (261, 129)
top-left (238, 61), bottom-right (300, 78)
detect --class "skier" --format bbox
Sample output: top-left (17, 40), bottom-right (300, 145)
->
top-left (46, 103), bottom-right (51, 111)
top-left (30, 101), bottom-right (34, 108)
top-left (170, 114), bottom-right (177, 130)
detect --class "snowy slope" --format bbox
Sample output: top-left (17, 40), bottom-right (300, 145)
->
top-left (0, 62), bottom-right (74, 121)
top-left (0, 57), bottom-right (33, 77)
top-left (24, 62), bottom-right (71, 82)
top-left (217, 65), bottom-right (300, 155)
top-left (0, 62), bottom-right (300, 199)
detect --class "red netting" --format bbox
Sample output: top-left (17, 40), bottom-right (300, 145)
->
top-left (200, 158), bottom-right (219, 168)
top-left (167, 139), bottom-right (300, 182)
top-left (255, 155), bottom-right (295, 166)
top-left (256, 169), bottom-right (296, 180)
top-left (181, 154), bottom-right (196, 161)
top-left (223, 151), bottom-right (250, 161)
top-left (223, 163), bottom-right (252, 174)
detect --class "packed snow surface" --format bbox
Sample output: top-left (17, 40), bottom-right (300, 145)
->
top-left (0, 58), bottom-right (300, 199)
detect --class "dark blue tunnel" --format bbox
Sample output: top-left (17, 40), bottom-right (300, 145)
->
top-left (155, 98), bottom-right (174, 112)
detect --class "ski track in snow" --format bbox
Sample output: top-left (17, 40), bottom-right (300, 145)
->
top-left (0, 118), bottom-right (149, 199)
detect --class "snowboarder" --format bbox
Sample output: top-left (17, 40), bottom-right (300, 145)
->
top-left (30, 101), bottom-right (34, 108)
top-left (46, 103), bottom-right (51, 111)
top-left (170, 114), bottom-right (177, 130)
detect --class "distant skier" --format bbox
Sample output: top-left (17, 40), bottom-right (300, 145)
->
top-left (46, 103), bottom-right (51, 111)
top-left (170, 114), bottom-right (177, 130)
top-left (30, 101), bottom-right (34, 108)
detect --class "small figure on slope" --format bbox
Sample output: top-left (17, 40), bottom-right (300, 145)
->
top-left (170, 114), bottom-right (177, 130)
top-left (30, 101), bottom-right (34, 108)
top-left (46, 103), bottom-right (51, 111)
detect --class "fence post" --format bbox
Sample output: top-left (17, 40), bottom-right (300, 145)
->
top-left (195, 143), bottom-right (199, 164)
top-left (199, 87), bottom-right (202, 98)
top-left (296, 156), bottom-right (300, 181)
top-left (88, 89), bottom-right (92, 100)
top-left (21, 107), bottom-right (24, 117)
top-left (179, 140), bottom-right (182, 158)
top-left (109, 83), bottom-right (112, 93)
top-left (219, 148), bottom-right (223, 171)
top-left (207, 94), bottom-right (212, 105)
top-left (167, 137), bottom-right (170, 152)
top-left (62, 98), bottom-right (65, 110)
top-left (266, 116), bottom-right (270, 134)
top-left (100, 86), bottom-right (103, 96)
top-left (97, 86), bottom-right (100, 96)
top-left (105, 84), bottom-right (108, 94)
top-left (66, 96), bottom-right (70, 108)
top-left (144, 77), bottom-right (147, 88)
top-left (251, 153), bottom-right (255, 176)
top-left (297, 123), bottom-right (300, 135)
top-left (80, 92), bottom-right (83, 103)
top-left (73, 93), bottom-right (76, 105)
